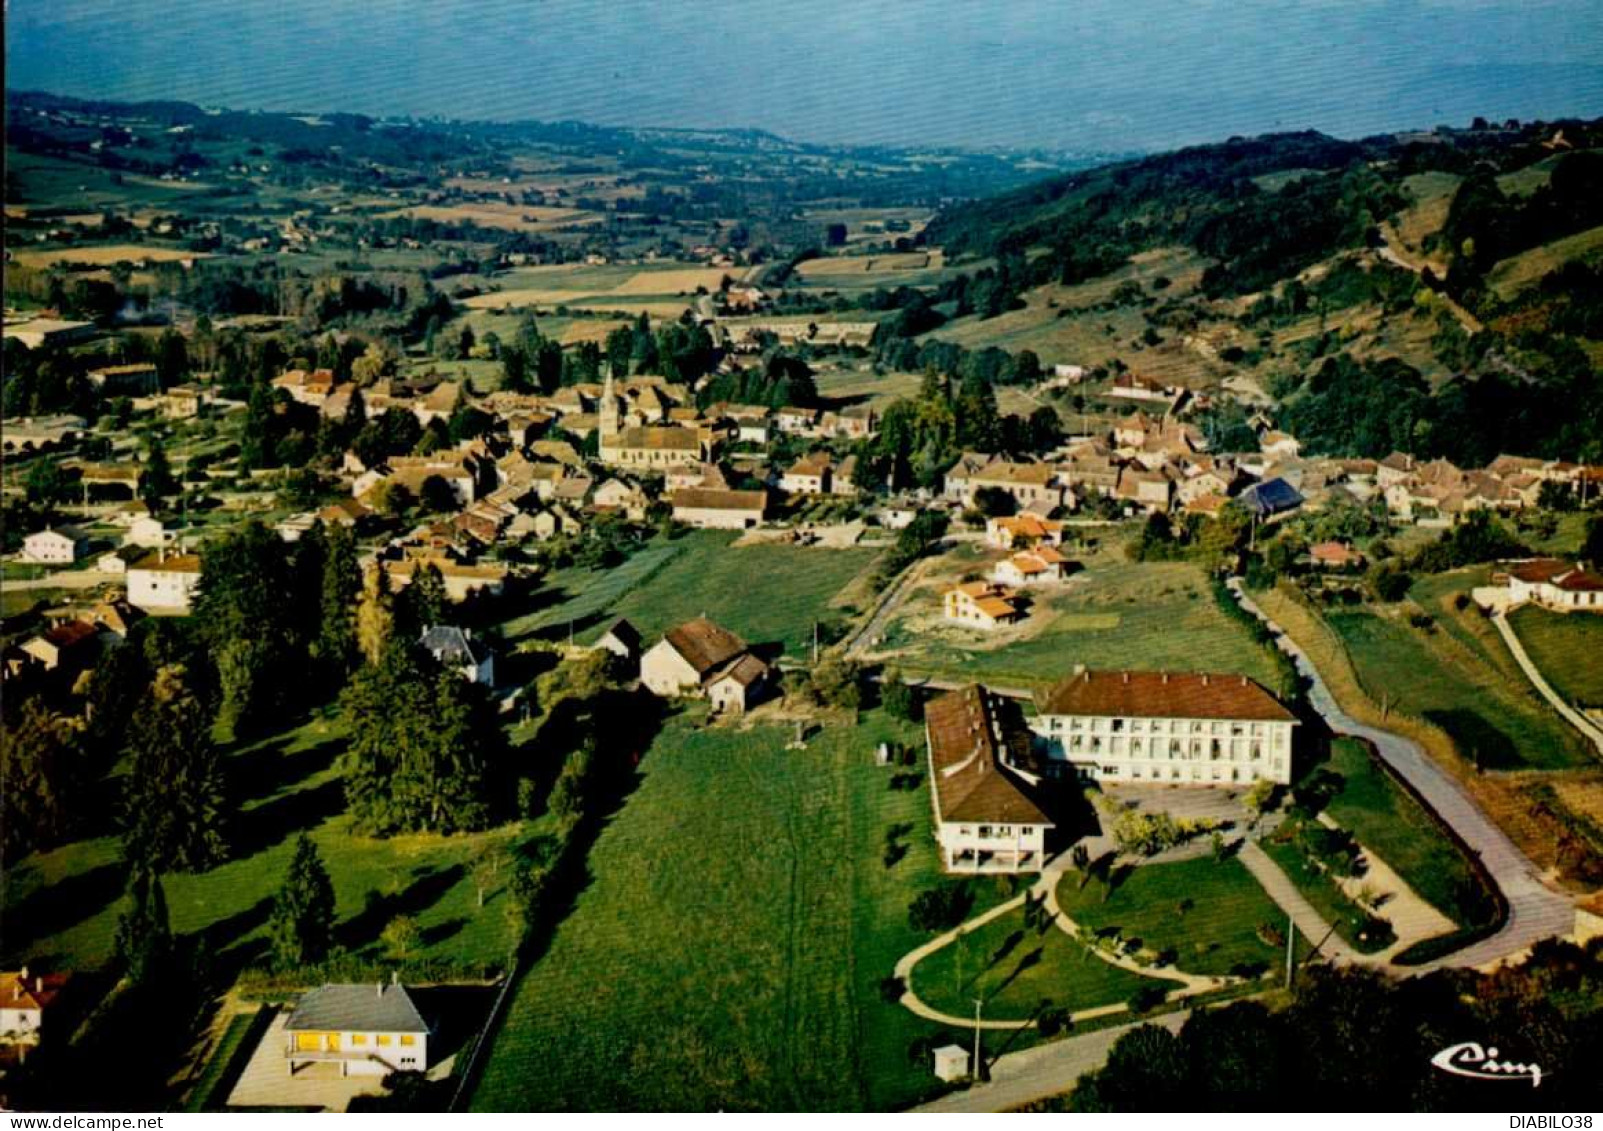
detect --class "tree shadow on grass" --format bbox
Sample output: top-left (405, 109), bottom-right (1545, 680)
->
top-left (232, 778), bottom-right (348, 858)
top-left (339, 863), bottom-right (467, 954)
top-left (227, 737), bottom-right (343, 806)
top-left (420, 917), bottom-right (468, 949)
top-left (988, 946), bottom-right (1044, 1001)
top-left (194, 896), bottom-right (275, 982)
top-left (2, 861), bottom-right (126, 953)
top-left (1422, 708), bottom-right (1522, 769)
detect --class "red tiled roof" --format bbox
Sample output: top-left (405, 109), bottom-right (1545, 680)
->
top-left (925, 686), bottom-right (1051, 826)
top-left (663, 617), bottom-right (748, 676)
top-left (1034, 669), bottom-right (1296, 722)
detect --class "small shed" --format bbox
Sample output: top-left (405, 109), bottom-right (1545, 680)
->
top-left (932, 1043), bottom-right (971, 1082)
top-left (595, 617), bottom-right (643, 664)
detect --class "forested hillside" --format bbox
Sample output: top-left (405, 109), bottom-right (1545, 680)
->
top-left (919, 120), bottom-right (1603, 463)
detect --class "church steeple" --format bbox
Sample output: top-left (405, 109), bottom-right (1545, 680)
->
top-left (600, 368), bottom-right (619, 437)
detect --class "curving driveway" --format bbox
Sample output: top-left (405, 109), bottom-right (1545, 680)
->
top-left (1226, 581), bottom-right (1574, 970)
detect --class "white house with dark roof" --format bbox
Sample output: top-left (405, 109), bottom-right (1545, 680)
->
top-left (1497, 558), bottom-right (1603, 612)
top-left (419, 625), bottom-right (495, 685)
top-left (285, 981), bottom-right (429, 1078)
top-left (21, 527), bottom-right (87, 565)
top-left (1031, 669), bottom-right (1297, 786)
top-left (640, 616), bottom-right (769, 713)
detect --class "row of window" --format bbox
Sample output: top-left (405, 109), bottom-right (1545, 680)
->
top-left (1062, 735), bottom-right (1271, 760)
top-left (954, 824), bottom-right (1036, 838)
top-left (1045, 716), bottom-right (1282, 737)
top-left (1090, 762), bottom-right (1282, 782)
top-left (348, 1033), bottom-right (418, 1047)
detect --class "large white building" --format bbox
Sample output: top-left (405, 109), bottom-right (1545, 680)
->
top-left (925, 685), bottom-right (1053, 874)
top-left (1499, 558), bottom-right (1603, 613)
top-left (1030, 669), bottom-right (1297, 786)
top-left (21, 527), bottom-right (86, 565)
top-left (127, 552), bottom-right (204, 614)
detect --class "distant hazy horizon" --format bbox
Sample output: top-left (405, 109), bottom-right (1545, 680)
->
top-left (9, 0), bottom-right (1603, 152)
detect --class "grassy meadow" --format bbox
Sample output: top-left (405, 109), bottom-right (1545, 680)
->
top-left (1323, 603), bottom-right (1591, 770)
top-left (908, 901), bottom-right (1166, 1023)
top-left (873, 548), bottom-right (1283, 692)
top-left (499, 531), bottom-right (879, 658)
top-left (1320, 737), bottom-right (1496, 931)
top-left (1507, 605), bottom-right (1603, 708)
top-left (470, 708), bottom-right (986, 1112)
top-left (1, 711), bottom-right (525, 976)
top-left (1055, 856), bottom-right (1306, 978)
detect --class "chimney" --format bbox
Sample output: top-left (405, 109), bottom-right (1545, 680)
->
top-left (1161, 672), bottom-right (1169, 684)
top-left (391, 970), bottom-right (400, 986)
top-left (1122, 671), bottom-right (1129, 684)
top-left (1201, 674), bottom-right (1210, 686)
top-left (377, 981), bottom-right (384, 998)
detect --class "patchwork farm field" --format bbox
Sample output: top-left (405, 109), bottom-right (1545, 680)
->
top-left (869, 547), bottom-right (1283, 693)
top-left (499, 532), bottom-right (879, 658)
top-left (1507, 605), bottom-right (1603, 707)
top-left (462, 262), bottom-right (735, 316)
top-left (10, 243), bottom-right (211, 267)
top-left (469, 709), bottom-right (973, 1112)
top-left (384, 202), bottom-right (601, 232)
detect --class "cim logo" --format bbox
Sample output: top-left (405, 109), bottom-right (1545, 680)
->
top-left (1431, 1041), bottom-right (1544, 1088)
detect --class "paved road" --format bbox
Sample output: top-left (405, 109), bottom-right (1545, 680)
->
top-left (1238, 841), bottom-right (1365, 965)
top-left (3, 569), bottom-right (120, 591)
top-left (1227, 582), bottom-right (1574, 970)
top-left (1491, 610), bottom-right (1603, 754)
top-left (912, 1011), bottom-right (1188, 1112)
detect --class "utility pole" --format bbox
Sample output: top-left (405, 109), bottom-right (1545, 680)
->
top-left (972, 997), bottom-right (984, 1081)
top-left (1284, 911), bottom-right (1295, 990)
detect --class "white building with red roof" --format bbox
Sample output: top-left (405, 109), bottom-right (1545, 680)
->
top-left (1031, 669), bottom-right (1297, 786)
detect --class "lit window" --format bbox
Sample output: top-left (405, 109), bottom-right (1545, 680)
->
top-left (400, 1035), bottom-right (416, 1047)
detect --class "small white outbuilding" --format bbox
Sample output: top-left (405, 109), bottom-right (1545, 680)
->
top-left (932, 1044), bottom-right (971, 1082)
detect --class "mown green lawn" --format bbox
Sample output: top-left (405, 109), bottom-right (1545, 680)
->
top-left (1508, 605), bottom-right (1603, 708)
top-left (1258, 837), bottom-right (1391, 954)
top-left (908, 901), bottom-right (1166, 1023)
top-left (1320, 737), bottom-right (1497, 931)
top-left (1055, 855), bottom-right (1305, 978)
top-left (883, 558), bottom-right (1281, 691)
top-left (1, 711), bottom-right (524, 975)
top-left (1325, 606), bottom-right (1590, 770)
top-left (470, 709), bottom-right (993, 1112)
top-left (500, 531), bottom-right (878, 659)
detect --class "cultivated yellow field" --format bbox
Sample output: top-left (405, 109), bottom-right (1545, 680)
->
top-left (794, 250), bottom-right (938, 277)
top-left (384, 203), bottom-right (600, 232)
top-left (10, 244), bottom-right (210, 267)
top-left (608, 267), bottom-right (735, 294)
top-left (464, 263), bottom-right (728, 309)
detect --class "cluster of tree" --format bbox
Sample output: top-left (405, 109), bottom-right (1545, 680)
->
top-left (696, 349), bottom-right (818, 409)
top-left (1405, 510), bottom-right (1529, 574)
top-left (1439, 151), bottom-right (1603, 301)
top-left (338, 636), bottom-right (502, 835)
top-left (1064, 952), bottom-right (1603, 1110)
top-left (850, 371), bottom-right (1060, 494)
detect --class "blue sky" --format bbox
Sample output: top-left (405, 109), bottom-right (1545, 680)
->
top-left (8, 0), bottom-right (1603, 150)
